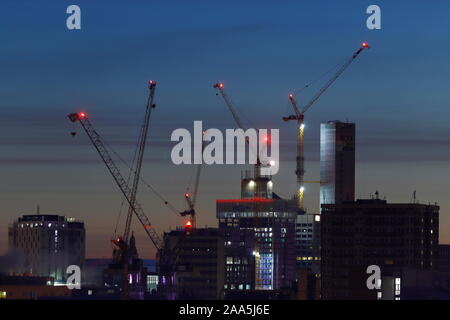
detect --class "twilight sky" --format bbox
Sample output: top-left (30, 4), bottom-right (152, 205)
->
top-left (1, 0), bottom-right (450, 258)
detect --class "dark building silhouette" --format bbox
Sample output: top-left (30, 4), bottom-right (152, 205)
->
top-left (295, 213), bottom-right (321, 300)
top-left (158, 228), bottom-right (225, 300)
top-left (320, 121), bottom-right (355, 207)
top-left (103, 233), bottom-right (147, 300)
top-left (321, 198), bottom-right (439, 299)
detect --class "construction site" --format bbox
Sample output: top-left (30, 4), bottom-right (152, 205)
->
top-left (64, 42), bottom-right (371, 300)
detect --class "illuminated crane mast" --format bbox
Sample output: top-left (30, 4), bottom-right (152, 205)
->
top-left (284, 42), bottom-right (370, 210)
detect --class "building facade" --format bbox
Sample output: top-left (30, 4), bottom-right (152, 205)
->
top-left (159, 228), bottom-right (225, 300)
top-left (295, 213), bottom-right (321, 273)
top-left (321, 199), bottom-right (439, 299)
top-left (217, 176), bottom-right (297, 293)
top-left (320, 121), bottom-right (355, 207)
top-left (8, 214), bottom-right (85, 283)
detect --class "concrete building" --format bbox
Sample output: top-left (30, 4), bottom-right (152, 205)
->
top-left (8, 214), bottom-right (85, 283)
top-left (320, 121), bottom-right (355, 207)
top-left (321, 198), bottom-right (439, 299)
top-left (158, 228), bottom-right (225, 300)
top-left (217, 174), bottom-right (297, 292)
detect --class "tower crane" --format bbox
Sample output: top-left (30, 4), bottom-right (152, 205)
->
top-left (213, 83), bottom-right (269, 180)
top-left (120, 80), bottom-right (156, 255)
top-left (283, 42), bottom-right (370, 210)
top-left (68, 107), bottom-right (184, 299)
top-left (179, 142), bottom-right (203, 229)
top-left (68, 111), bottom-right (163, 251)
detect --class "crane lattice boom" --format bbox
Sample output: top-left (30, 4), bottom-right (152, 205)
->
top-left (68, 112), bottom-right (163, 252)
top-left (123, 81), bottom-right (157, 243)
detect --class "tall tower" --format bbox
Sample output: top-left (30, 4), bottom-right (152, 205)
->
top-left (320, 121), bottom-right (355, 207)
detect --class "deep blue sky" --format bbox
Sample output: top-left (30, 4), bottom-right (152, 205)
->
top-left (1, 0), bottom-right (449, 258)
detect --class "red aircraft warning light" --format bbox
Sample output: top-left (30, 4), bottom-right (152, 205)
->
top-left (79, 112), bottom-right (87, 119)
top-left (362, 42), bottom-right (369, 48)
top-left (185, 193), bottom-right (190, 199)
top-left (185, 220), bottom-right (192, 230)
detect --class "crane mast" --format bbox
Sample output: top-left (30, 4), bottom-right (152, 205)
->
top-left (284, 42), bottom-right (369, 210)
top-left (213, 83), bottom-right (263, 178)
top-left (181, 162), bottom-right (201, 229)
top-left (68, 112), bottom-right (163, 252)
top-left (123, 81), bottom-right (157, 244)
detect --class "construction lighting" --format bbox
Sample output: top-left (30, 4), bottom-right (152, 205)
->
top-left (300, 186), bottom-right (305, 193)
top-left (269, 160), bottom-right (276, 166)
top-left (248, 180), bottom-right (255, 187)
top-left (300, 123), bottom-right (305, 130)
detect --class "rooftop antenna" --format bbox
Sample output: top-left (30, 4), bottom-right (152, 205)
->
top-left (410, 190), bottom-right (417, 204)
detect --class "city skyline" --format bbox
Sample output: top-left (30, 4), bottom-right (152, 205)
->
top-left (1, 0), bottom-right (450, 259)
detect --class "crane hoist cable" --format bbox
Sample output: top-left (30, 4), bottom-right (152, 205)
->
top-left (102, 137), bottom-right (180, 216)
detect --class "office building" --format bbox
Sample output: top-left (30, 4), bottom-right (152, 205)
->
top-left (321, 198), bottom-right (439, 299)
top-left (8, 214), bottom-right (85, 282)
top-left (295, 213), bottom-right (321, 273)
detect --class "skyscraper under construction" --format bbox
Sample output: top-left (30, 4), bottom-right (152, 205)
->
top-left (216, 172), bottom-right (297, 294)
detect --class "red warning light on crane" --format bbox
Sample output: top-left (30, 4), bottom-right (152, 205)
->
top-left (185, 220), bottom-right (192, 230)
top-left (362, 42), bottom-right (369, 48)
top-left (79, 112), bottom-right (86, 118)
top-left (289, 94), bottom-right (294, 99)
top-left (185, 193), bottom-right (190, 199)
top-left (264, 136), bottom-right (270, 143)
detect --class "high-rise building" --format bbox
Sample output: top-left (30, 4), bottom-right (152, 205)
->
top-left (8, 214), bottom-right (85, 283)
top-left (320, 121), bottom-right (355, 207)
top-left (321, 198), bottom-right (439, 299)
top-left (217, 174), bottom-right (297, 292)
